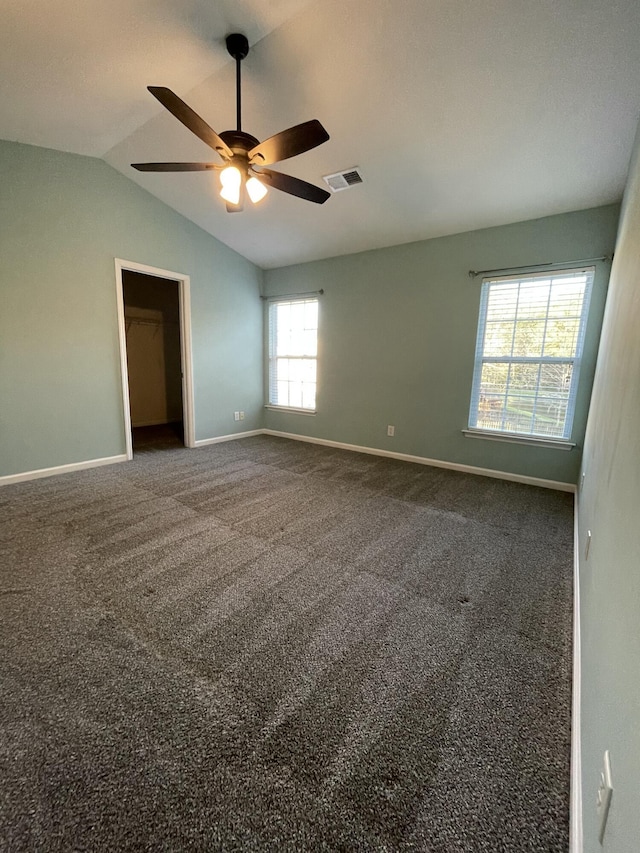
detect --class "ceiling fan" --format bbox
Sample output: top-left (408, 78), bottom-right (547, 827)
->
top-left (132, 33), bottom-right (331, 212)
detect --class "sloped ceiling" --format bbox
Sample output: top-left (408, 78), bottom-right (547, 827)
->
top-left (3, 0), bottom-right (640, 268)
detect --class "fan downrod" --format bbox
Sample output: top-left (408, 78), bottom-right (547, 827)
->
top-left (226, 33), bottom-right (249, 131)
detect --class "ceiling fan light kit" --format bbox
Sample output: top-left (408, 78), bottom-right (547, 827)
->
top-left (131, 33), bottom-right (331, 212)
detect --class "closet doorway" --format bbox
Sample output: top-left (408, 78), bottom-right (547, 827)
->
top-left (115, 260), bottom-right (195, 458)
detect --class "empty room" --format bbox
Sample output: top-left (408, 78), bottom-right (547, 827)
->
top-left (1, 1), bottom-right (639, 851)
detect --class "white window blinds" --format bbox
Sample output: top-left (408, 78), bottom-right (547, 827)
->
top-left (468, 267), bottom-right (594, 440)
top-left (268, 298), bottom-right (318, 411)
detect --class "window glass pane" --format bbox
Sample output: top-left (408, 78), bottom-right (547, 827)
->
top-left (302, 384), bottom-right (316, 410)
top-left (277, 358), bottom-right (290, 381)
top-left (548, 280), bottom-right (585, 318)
top-left (288, 382), bottom-right (303, 409)
top-left (486, 282), bottom-right (518, 321)
top-left (269, 299), bottom-right (318, 410)
top-left (476, 392), bottom-right (505, 431)
top-left (517, 280), bottom-right (550, 319)
top-left (532, 399), bottom-right (568, 437)
top-left (469, 268), bottom-right (593, 439)
top-left (538, 362), bottom-right (572, 396)
top-left (275, 303), bottom-right (290, 354)
top-left (512, 320), bottom-right (545, 357)
top-left (543, 319), bottom-right (580, 357)
top-left (509, 362), bottom-right (539, 393)
top-left (303, 359), bottom-right (316, 382)
top-left (302, 329), bottom-right (317, 357)
top-left (505, 395), bottom-right (534, 434)
top-left (479, 362), bottom-right (508, 396)
top-left (483, 321), bottom-right (514, 357)
top-left (290, 359), bottom-right (306, 382)
top-left (305, 300), bottom-right (318, 328)
top-left (280, 303), bottom-right (292, 333)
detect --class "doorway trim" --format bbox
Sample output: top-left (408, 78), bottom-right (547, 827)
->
top-left (115, 258), bottom-right (196, 459)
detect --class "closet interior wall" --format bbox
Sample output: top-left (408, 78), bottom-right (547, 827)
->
top-left (122, 271), bottom-right (183, 432)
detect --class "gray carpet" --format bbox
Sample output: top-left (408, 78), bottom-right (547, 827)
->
top-left (0, 435), bottom-right (574, 851)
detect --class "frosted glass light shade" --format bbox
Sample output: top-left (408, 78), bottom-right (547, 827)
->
top-left (247, 176), bottom-right (268, 203)
top-left (220, 166), bottom-right (242, 204)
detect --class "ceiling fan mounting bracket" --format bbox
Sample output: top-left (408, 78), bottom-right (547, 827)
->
top-left (226, 33), bottom-right (249, 62)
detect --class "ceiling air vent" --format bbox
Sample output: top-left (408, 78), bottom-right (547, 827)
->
top-left (322, 167), bottom-right (363, 192)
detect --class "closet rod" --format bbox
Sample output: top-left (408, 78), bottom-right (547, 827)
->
top-left (126, 318), bottom-right (178, 327)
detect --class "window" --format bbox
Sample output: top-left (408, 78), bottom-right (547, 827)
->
top-left (468, 267), bottom-right (594, 441)
top-left (268, 297), bottom-right (318, 411)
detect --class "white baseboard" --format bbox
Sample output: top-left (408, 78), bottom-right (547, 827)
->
top-left (1, 430), bottom-right (578, 495)
top-left (570, 494), bottom-right (583, 853)
top-left (262, 429), bottom-right (576, 492)
top-left (0, 454), bottom-right (128, 487)
top-left (194, 429), bottom-right (263, 448)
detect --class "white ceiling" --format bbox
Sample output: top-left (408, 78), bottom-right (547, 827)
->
top-left (3, 0), bottom-right (640, 268)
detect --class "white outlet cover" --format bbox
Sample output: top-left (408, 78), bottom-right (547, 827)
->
top-left (597, 750), bottom-right (613, 843)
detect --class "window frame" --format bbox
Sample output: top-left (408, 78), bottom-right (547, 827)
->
top-left (466, 266), bottom-right (595, 447)
top-left (266, 296), bottom-right (319, 414)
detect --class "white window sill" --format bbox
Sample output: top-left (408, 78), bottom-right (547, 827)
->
top-left (265, 405), bottom-right (317, 416)
top-left (462, 429), bottom-right (575, 450)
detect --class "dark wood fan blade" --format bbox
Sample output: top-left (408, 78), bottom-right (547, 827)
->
top-left (254, 168), bottom-right (330, 204)
top-left (132, 162), bottom-right (222, 172)
top-left (248, 120), bottom-right (329, 165)
top-left (148, 87), bottom-right (233, 159)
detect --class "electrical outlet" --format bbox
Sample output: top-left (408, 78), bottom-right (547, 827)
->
top-left (387, 425), bottom-right (395, 437)
top-left (234, 411), bottom-right (240, 421)
top-left (239, 411), bottom-right (245, 420)
top-left (597, 750), bottom-right (613, 843)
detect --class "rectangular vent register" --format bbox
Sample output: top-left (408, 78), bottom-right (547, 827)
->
top-left (322, 168), bottom-right (363, 192)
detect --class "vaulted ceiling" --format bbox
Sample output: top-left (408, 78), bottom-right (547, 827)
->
top-left (3, 0), bottom-right (640, 268)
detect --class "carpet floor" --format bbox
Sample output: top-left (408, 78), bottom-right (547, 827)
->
top-left (0, 435), bottom-right (574, 851)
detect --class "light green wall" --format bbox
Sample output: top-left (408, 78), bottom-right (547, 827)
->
top-left (264, 205), bottom-right (619, 484)
top-left (0, 137), bottom-right (621, 486)
top-left (0, 140), bottom-right (263, 477)
top-left (578, 125), bottom-right (640, 852)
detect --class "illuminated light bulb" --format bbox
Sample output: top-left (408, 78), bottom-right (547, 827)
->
top-left (219, 165), bottom-right (242, 204)
top-left (246, 176), bottom-right (268, 204)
